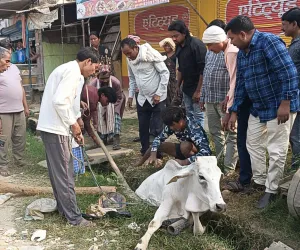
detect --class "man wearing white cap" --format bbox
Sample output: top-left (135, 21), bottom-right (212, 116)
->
top-left (202, 24), bottom-right (239, 176)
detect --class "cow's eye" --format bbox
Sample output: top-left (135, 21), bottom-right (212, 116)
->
top-left (199, 175), bottom-right (206, 181)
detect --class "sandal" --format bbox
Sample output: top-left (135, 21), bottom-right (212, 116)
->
top-left (224, 180), bottom-right (247, 193)
top-left (78, 218), bottom-right (96, 227)
top-left (0, 167), bottom-right (10, 177)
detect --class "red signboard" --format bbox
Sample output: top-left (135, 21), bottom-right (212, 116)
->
top-left (226, 0), bottom-right (300, 34)
top-left (77, 0), bottom-right (169, 19)
top-left (134, 5), bottom-right (190, 42)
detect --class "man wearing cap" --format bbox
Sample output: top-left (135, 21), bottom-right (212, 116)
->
top-left (201, 21), bottom-right (239, 177)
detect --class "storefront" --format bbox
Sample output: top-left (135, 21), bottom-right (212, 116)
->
top-left (217, 0), bottom-right (300, 45)
top-left (119, 0), bottom-right (299, 87)
top-left (120, 0), bottom-right (214, 86)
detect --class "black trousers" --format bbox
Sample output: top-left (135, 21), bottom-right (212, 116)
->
top-left (237, 98), bottom-right (252, 185)
top-left (137, 99), bottom-right (166, 154)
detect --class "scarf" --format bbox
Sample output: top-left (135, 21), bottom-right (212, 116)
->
top-left (131, 43), bottom-right (167, 65)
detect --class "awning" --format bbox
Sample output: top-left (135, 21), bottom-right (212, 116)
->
top-left (16, 0), bottom-right (75, 14)
top-left (0, 0), bottom-right (32, 18)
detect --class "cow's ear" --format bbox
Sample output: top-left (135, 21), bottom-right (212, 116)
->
top-left (167, 167), bottom-right (194, 184)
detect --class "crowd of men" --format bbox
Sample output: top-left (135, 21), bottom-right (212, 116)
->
top-left (0, 7), bottom-right (299, 226)
top-left (124, 9), bottom-right (300, 210)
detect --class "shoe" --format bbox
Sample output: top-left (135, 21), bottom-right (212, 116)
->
top-left (256, 192), bottom-right (277, 209)
top-left (133, 137), bottom-right (140, 142)
top-left (78, 218), bottom-right (96, 227)
top-left (252, 182), bottom-right (265, 191)
top-left (113, 135), bottom-right (121, 150)
top-left (224, 180), bottom-right (251, 194)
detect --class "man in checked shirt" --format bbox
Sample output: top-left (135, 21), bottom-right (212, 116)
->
top-left (226, 16), bottom-right (299, 209)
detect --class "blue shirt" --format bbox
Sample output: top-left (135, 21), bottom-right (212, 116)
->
top-left (151, 117), bottom-right (211, 163)
top-left (230, 30), bottom-right (299, 122)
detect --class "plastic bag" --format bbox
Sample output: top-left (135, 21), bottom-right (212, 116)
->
top-left (24, 198), bottom-right (57, 221)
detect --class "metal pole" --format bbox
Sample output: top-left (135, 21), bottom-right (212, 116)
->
top-left (185, 0), bottom-right (208, 26)
top-left (88, 18), bottom-right (91, 47)
top-left (81, 19), bottom-right (85, 47)
top-left (60, 5), bottom-right (65, 62)
top-left (99, 15), bottom-right (108, 36)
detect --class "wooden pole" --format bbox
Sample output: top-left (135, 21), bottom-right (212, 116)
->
top-left (90, 124), bottom-right (141, 202)
top-left (0, 181), bottom-right (116, 196)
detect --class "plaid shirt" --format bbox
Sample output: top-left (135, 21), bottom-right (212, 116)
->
top-left (201, 51), bottom-right (229, 103)
top-left (151, 116), bottom-right (211, 163)
top-left (230, 30), bottom-right (299, 122)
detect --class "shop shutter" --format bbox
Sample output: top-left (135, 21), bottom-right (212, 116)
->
top-left (217, 0), bottom-right (294, 46)
top-left (128, 0), bottom-right (199, 51)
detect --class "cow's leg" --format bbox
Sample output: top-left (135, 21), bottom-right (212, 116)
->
top-left (192, 212), bottom-right (206, 235)
top-left (135, 200), bottom-right (173, 250)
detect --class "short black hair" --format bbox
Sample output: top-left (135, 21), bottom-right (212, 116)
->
top-left (161, 106), bottom-right (186, 126)
top-left (225, 15), bottom-right (255, 34)
top-left (0, 39), bottom-right (12, 50)
top-left (98, 86), bottom-right (117, 103)
top-left (90, 31), bottom-right (100, 39)
top-left (76, 47), bottom-right (99, 63)
top-left (168, 20), bottom-right (190, 37)
top-left (282, 7), bottom-right (300, 28)
top-left (120, 38), bottom-right (137, 49)
top-left (208, 19), bottom-right (226, 30)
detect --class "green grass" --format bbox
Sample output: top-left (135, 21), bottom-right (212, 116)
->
top-left (9, 119), bottom-right (300, 249)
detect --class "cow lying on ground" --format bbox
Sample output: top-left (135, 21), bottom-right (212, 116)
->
top-left (135, 156), bottom-right (226, 250)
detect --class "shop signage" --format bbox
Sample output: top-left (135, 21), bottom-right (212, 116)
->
top-left (135, 5), bottom-right (190, 42)
top-left (76, 0), bottom-right (169, 19)
top-left (226, 0), bottom-right (300, 34)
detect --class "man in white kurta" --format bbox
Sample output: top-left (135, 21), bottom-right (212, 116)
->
top-left (37, 47), bottom-right (99, 226)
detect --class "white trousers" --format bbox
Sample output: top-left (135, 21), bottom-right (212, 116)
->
top-left (246, 113), bottom-right (296, 193)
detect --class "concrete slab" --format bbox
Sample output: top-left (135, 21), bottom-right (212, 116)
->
top-left (38, 146), bottom-right (134, 168)
top-left (265, 241), bottom-right (293, 250)
top-left (86, 146), bottom-right (134, 165)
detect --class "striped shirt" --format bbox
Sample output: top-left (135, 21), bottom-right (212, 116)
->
top-left (201, 51), bottom-right (229, 103)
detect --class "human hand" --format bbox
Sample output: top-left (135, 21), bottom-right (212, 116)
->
top-left (222, 113), bottom-right (231, 131)
top-left (75, 133), bottom-right (84, 145)
top-left (228, 112), bottom-right (237, 132)
top-left (192, 90), bottom-right (201, 103)
top-left (220, 96), bottom-right (229, 113)
top-left (77, 118), bottom-right (84, 130)
top-left (277, 100), bottom-right (290, 125)
top-left (71, 123), bottom-right (84, 145)
top-left (127, 97), bottom-right (133, 108)
top-left (145, 152), bottom-right (162, 168)
top-left (81, 101), bottom-right (88, 111)
top-left (152, 95), bottom-right (160, 105)
top-left (24, 107), bottom-right (30, 118)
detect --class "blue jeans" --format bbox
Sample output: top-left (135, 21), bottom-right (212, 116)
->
top-left (183, 93), bottom-right (204, 128)
top-left (290, 112), bottom-right (300, 169)
top-left (237, 98), bottom-right (252, 185)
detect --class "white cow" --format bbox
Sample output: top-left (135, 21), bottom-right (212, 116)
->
top-left (135, 156), bottom-right (226, 250)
